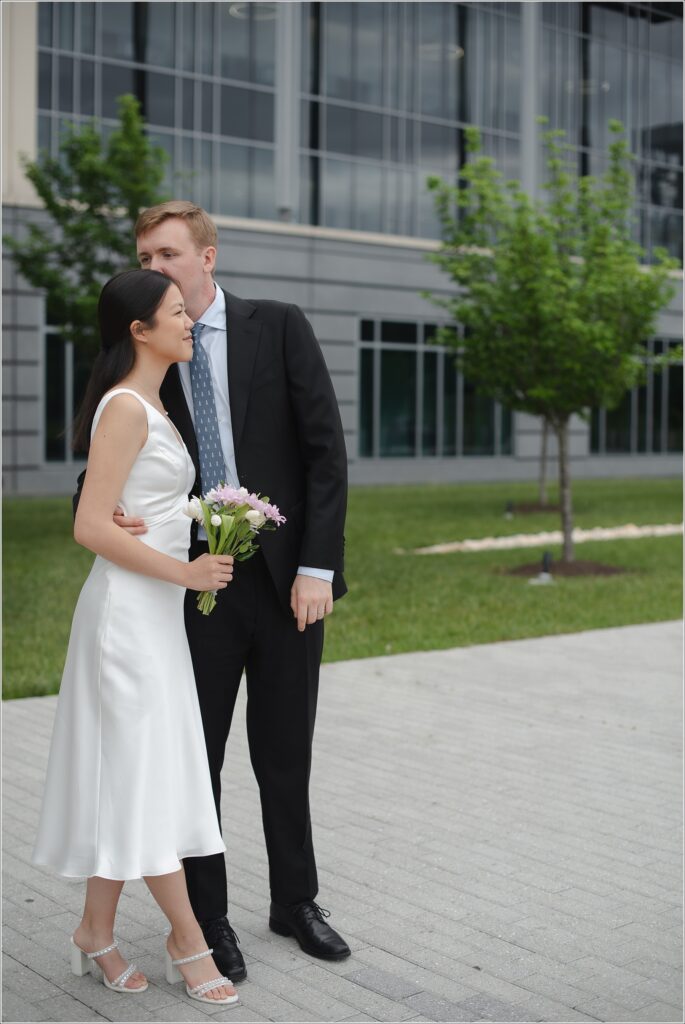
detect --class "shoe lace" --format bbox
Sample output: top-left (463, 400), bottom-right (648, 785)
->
top-left (204, 917), bottom-right (241, 947)
top-left (295, 900), bottom-right (331, 924)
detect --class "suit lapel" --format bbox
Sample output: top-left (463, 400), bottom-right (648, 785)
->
top-left (223, 289), bottom-right (261, 453)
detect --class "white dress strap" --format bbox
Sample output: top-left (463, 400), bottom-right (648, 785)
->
top-left (90, 388), bottom-right (150, 440)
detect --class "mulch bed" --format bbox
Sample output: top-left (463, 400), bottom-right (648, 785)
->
top-left (505, 559), bottom-right (627, 578)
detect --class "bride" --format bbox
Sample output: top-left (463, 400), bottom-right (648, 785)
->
top-left (32, 269), bottom-right (238, 1006)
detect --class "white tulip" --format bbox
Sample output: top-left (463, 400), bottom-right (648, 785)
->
top-left (184, 497), bottom-right (203, 522)
top-left (210, 514), bottom-right (222, 527)
top-left (245, 509), bottom-right (266, 529)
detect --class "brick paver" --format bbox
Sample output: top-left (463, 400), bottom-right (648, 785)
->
top-left (3, 622), bottom-right (682, 1023)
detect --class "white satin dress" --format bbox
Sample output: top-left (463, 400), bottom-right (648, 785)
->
top-left (32, 388), bottom-right (225, 880)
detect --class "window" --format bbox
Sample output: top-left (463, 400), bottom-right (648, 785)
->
top-left (36, 0), bottom-right (277, 219)
top-left (44, 330), bottom-right (89, 463)
top-left (590, 338), bottom-right (683, 454)
top-left (358, 317), bottom-right (511, 458)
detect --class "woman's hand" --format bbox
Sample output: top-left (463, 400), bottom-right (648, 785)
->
top-left (184, 554), bottom-right (234, 592)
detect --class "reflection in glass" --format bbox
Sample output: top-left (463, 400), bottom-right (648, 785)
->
top-left (326, 105), bottom-right (353, 155)
top-left (201, 81), bottom-right (213, 134)
top-left (359, 348), bottom-right (374, 456)
top-left (144, 72), bottom-right (175, 128)
top-left (146, 131), bottom-right (173, 192)
top-left (501, 406), bottom-right (512, 455)
top-left (652, 343), bottom-right (664, 452)
top-left (197, 3), bottom-right (214, 75)
top-left (323, 158), bottom-right (353, 229)
top-left (219, 142), bottom-right (249, 216)
top-left (355, 3), bottom-right (383, 105)
top-left (420, 122), bottom-right (458, 173)
top-left (380, 350), bottom-right (416, 456)
top-left (606, 391), bottom-right (632, 452)
top-left (503, 16), bottom-right (521, 133)
top-left (144, 3), bottom-right (176, 68)
top-left (58, 1), bottom-right (75, 52)
top-left (324, 2), bottom-right (353, 100)
top-left (39, 3), bottom-right (53, 48)
top-left (179, 3), bottom-right (195, 72)
top-left (102, 64), bottom-right (135, 119)
top-left (443, 357), bottom-right (457, 456)
top-left (45, 336), bottom-right (66, 461)
top-left (181, 78), bottom-right (194, 130)
top-left (38, 53), bottom-right (52, 111)
top-left (80, 3), bottom-right (96, 55)
top-left (221, 87), bottom-right (274, 143)
top-left (463, 377), bottom-right (494, 455)
top-left (481, 9), bottom-right (504, 130)
top-left (101, 3), bottom-right (133, 61)
top-left (380, 322), bottom-right (417, 344)
top-left (58, 57), bottom-right (73, 114)
top-left (652, 166), bottom-right (682, 209)
top-left (667, 358), bottom-right (683, 452)
top-left (221, 0), bottom-right (249, 80)
top-left (355, 162), bottom-right (383, 232)
top-left (253, 146), bottom-right (275, 220)
top-left (590, 407), bottom-right (601, 453)
top-left (38, 114), bottom-right (51, 157)
top-left (80, 60), bottom-right (94, 116)
top-left (422, 351), bottom-right (437, 455)
top-left (636, 377), bottom-right (648, 452)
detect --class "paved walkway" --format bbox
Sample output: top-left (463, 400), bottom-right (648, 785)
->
top-left (3, 623), bottom-right (682, 1024)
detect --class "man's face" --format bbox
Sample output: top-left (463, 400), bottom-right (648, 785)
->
top-left (136, 218), bottom-right (215, 312)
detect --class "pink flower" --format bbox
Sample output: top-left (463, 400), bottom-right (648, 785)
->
top-left (203, 485), bottom-right (286, 525)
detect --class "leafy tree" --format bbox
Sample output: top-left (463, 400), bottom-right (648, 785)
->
top-left (423, 120), bottom-right (679, 561)
top-left (4, 94), bottom-right (168, 357)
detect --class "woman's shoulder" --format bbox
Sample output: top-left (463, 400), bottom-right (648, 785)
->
top-left (91, 388), bottom-right (149, 440)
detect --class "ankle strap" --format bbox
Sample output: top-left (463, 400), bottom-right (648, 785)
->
top-left (172, 947), bottom-right (213, 966)
top-left (87, 940), bottom-right (118, 959)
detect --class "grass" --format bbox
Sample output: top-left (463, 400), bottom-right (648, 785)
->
top-left (3, 477), bottom-right (682, 699)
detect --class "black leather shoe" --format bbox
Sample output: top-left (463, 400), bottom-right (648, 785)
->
top-left (269, 900), bottom-right (351, 960)
top-left (199, 916), bottom-right (247, 982)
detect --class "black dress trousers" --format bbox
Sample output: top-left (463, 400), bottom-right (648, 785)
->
top-left (182, 540), bottom-right (324, 922)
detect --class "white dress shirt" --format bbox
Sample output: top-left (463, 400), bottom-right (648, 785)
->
top-left (179, 286), bottom-right (333, 584)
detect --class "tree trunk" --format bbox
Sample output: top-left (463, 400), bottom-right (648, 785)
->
top-left (556, 418), bottom-right (574, 561)
top-left (538, 418), bottom-right (549, 507)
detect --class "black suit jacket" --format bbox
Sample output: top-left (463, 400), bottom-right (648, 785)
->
top-left (75, 290), bottom-right (348, 612)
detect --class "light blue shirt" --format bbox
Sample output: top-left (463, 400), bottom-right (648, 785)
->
top-left (178, 286), bottom-right (334, 584)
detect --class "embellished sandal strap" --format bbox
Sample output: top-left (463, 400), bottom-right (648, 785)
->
top-left (189, 975), bottom-right (231, 997)
top-left (111, 963), bottom-right (138, 989)
top-left (88, 940), bottom-right (118, 959)
top-left (172, 947), bottom-right (213, 967)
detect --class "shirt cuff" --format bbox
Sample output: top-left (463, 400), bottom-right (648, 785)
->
top-left (297, 566), bottom-right (334, 583)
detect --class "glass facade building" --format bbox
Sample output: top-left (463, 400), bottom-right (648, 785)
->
top-left (2, 1), bottom-right (682, 494)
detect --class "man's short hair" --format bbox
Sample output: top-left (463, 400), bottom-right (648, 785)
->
top-left (135, 201), bottom-right (217, 251)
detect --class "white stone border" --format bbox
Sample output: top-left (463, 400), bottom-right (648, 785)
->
top-left (404, 523), bottom-right (684, 555)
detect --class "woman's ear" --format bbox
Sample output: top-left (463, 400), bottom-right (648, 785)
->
top-left (130, 320), bottom-right (147, 343)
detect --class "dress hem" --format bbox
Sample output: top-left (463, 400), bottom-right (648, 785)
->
top-left (31, 840), bottom-right (226, 882)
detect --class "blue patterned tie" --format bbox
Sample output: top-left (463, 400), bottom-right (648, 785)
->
top-left (189, 322), bottom-right (226, 493)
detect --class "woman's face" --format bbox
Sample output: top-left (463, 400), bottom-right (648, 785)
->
top-left (133, 284), bottom-right (194, 364)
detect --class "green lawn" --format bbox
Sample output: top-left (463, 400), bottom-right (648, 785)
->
top-left (3, 477), bottom-right (682, 699)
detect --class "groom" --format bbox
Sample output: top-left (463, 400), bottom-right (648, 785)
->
top-left (75, 201), bottom-right (349, 979)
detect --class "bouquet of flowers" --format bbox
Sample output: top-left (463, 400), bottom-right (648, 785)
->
top-left (185, 484), bottom-right (286, 615)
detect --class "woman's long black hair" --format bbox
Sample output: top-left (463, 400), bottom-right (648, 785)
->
top-left (72, 269), bottom-right (179, 453)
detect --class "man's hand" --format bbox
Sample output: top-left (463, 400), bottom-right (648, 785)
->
top-left (113, 505), bottom-right (148, 536)
top-left (290, 574), bottom-right (333, 632)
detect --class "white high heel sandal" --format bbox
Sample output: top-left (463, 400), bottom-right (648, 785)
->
top-left (70, 937), bottom-right (148, 993)
top-left (165, 946), bottom-right (238, 1005)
